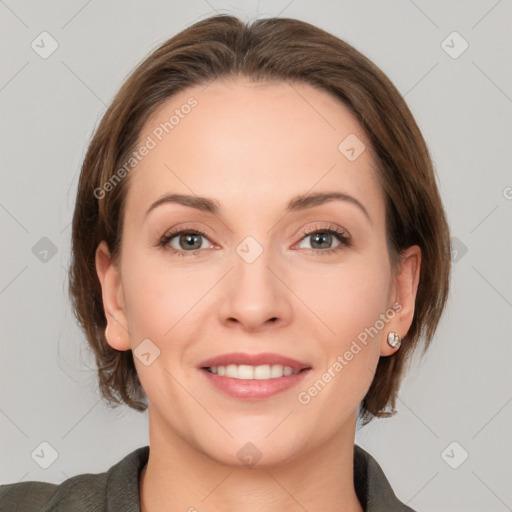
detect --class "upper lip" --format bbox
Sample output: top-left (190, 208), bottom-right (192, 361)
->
top-left (198, 352), bottom-right (312, 371)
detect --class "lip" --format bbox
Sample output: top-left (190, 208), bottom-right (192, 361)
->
top-left (199, 367), bottom-right (312, 399)
top-left (197, 352), bottom-right (312, 371)
top-left (197, 352), bottom-right (312, 400)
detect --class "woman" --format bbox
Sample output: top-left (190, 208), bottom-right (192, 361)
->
top-left (0, 13), bottom-right (450, 512)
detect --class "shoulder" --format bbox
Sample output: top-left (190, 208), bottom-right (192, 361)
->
top-left (0, 445), bottom-right (149, 512)
top-left (354, 444), bottom-right (417, 512)
top-left (0, 480), bottom-right (59, 512)
top-left (0, 474), bottom-right (106, 512)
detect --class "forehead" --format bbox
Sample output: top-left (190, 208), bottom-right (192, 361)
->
top-left (124, 78), bottom-right (384, 223)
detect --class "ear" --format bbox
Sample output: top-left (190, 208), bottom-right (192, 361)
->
top-left (380, 245), bottom-right (421, 357)
top-left (95, 240), bottom-right (131, 351)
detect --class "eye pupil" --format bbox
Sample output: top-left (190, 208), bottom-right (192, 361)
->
top-left (180, 234), bottom-right (202, 250)
top-left (311, 232), bottom-right (331, 249)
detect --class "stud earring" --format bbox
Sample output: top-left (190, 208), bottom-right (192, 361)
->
top-left (387, 332), bottom-right (402, 349)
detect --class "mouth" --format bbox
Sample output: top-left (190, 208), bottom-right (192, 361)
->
top-left (197, 352), bottom-right (312, 399)
top-left (202, 364), bottom-right (308, 379)
top-left (197, 352), bottom-right (312, 376)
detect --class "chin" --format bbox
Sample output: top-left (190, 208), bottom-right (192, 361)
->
top-left (194, 429), bottom-right (306, 470)
top-left (205, 442), bottom-right (301, 470)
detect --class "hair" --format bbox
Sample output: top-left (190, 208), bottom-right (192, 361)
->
top-left (68, 14), bottom-right (451, 425)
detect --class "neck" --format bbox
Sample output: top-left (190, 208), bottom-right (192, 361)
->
top-left (139, 411), bottom-right (363, 512)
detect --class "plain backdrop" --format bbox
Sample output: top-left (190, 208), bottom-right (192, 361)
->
top-left (1, 1), bottom-right (511, 511)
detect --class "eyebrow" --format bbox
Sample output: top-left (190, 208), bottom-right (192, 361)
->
top-left (145, 191), bottom-right (371, 223)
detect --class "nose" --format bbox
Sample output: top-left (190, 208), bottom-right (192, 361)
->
top-left (217, 240), bottom-right (293, 332)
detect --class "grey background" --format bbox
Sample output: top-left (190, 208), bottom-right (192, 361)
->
top-left (1, 1), bottom-right (511, 510)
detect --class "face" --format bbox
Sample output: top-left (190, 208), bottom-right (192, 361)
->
top-left (96, 77), bottom-right (420, 467)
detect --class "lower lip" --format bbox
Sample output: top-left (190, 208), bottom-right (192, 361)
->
top-left (199, 368), bottom-right (311, 399)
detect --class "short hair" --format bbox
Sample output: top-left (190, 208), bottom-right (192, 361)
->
top-left (68, 14), bottom-right (451, 425)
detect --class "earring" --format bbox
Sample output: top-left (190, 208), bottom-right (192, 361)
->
top-left (387, 332), bottom-right (402, 349)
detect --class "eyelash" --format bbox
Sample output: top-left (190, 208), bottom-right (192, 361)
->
top-left (158, 225), bottom-right (351, 257)
top-left (298, 225), bottom-right (351, 255)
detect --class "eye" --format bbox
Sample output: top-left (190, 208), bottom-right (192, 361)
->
top-left (296, 226), bottom-right (351, 255)
top-left (159, 228), bottom-right (214, 256)
top-left (158, 225), bottom-right (351, 257)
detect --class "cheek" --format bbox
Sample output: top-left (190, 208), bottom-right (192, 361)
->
top-left (293, 255), bottom-right (391, 398)
top-left (120, 255), bottom-right (206, 397)
top-left (120, 246), bottom-right (217, 351)
top-left (294, 267), bottom-right (390, 417)
top-left (296, 257), bottom-right (391, 342)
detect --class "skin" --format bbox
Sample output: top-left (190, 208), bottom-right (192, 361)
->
top-left (95, 77), bottom-right (421, 512)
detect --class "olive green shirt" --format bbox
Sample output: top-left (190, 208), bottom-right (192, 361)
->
top-left (0, 444), bottom-right (416, 511)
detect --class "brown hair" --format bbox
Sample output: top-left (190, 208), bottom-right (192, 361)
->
top-left (68, 14), bottom-right (451, 424)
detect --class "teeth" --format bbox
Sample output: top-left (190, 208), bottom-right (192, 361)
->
top-left (206, 364), bottom-right (300, 379)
